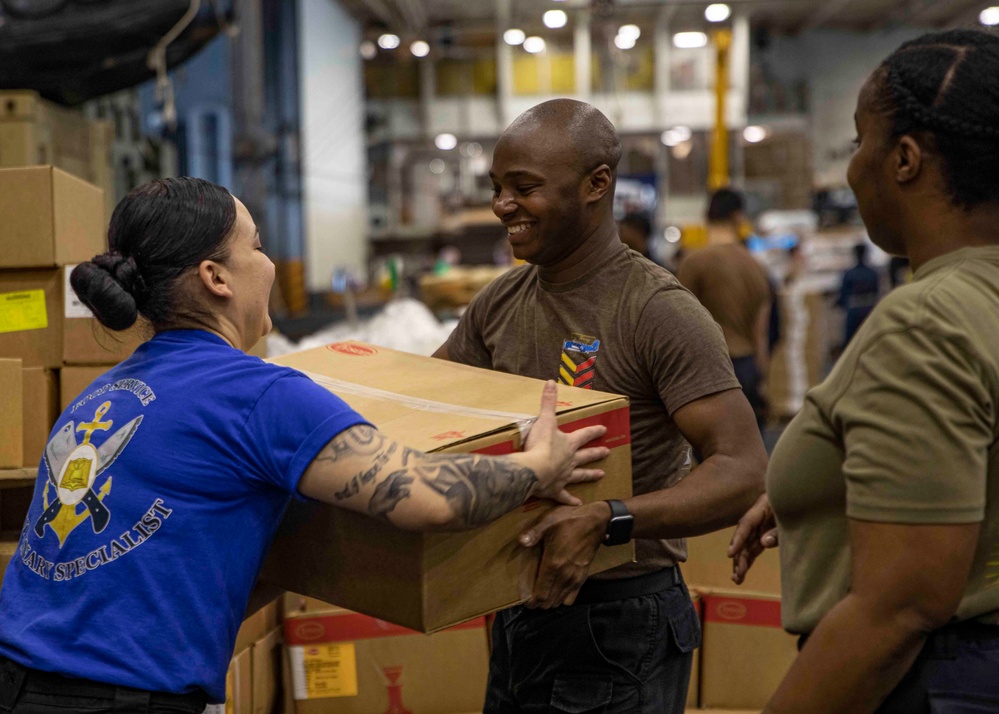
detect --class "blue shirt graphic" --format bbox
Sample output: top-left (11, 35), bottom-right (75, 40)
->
top-left (0, 330), bottom-right (367, 702)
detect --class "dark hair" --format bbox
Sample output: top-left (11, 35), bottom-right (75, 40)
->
top-left (707, 188), bottom-right (745, 221)
top-left (853, 243), bottom-right (868, 262)
top-left (70, 177), bottom-right (238, 332)
top-left (619, 212), bottom-right (652, 237)
top-left (872, 29), bottom-right (999, 208)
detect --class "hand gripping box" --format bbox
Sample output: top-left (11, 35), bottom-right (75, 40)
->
top-left (261, 341), bottom-right (634, 633)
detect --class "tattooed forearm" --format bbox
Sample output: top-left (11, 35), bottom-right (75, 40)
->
top-left (369, 472), bottom-right (414, 520)
top-left (316, 425), bottom-right (385, 465)
top-left (419, 455), bottom-right (538, 527)
top-left (333, 442), bottom-right (397, 501)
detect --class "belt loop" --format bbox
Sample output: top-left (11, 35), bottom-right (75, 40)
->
top-left (113, 687), bottom-right (151, 713)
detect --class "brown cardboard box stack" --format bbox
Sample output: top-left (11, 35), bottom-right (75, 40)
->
top-left (261, 342), bottom-right (634, 633)
top-left (224, 597), bottom-right (285, 714)
top-left (282, 595), bottom-right (490, 714)
top-left (0, 165), bottom-right (146, 476)
top-left (683, 528), bottom-right (797, 711)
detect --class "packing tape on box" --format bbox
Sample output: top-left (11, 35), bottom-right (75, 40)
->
top-left (299, 370), bottom-right (537, 440)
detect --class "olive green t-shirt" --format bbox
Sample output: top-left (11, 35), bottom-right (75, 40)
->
top-left (769, 246), bottom-right (999, 634)
top-left (445, 241), bottom-right (740, 578)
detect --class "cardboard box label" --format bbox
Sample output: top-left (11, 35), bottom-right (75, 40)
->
top-left (63, 264), bottom-right (94, 319)
top-left (0, 290), bottom-right (47, 333)
top-left (290, 642), bottom-right (358, 700)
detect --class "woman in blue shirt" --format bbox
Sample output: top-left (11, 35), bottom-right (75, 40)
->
top-left (0, 177), bottom-right (608, 713)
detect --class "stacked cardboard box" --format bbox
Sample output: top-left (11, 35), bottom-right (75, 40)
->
top-left (261, 342), bottom-right (634, 633)
top-left (283, 595), bottom-right (490, 714)
top-left (0, 91), bottom-right (115, 223)
top-left (683, 527), bottom-right (793, 711)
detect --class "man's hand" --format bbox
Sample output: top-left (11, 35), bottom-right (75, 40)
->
top-left (518, 501), bottom-right (611, 608)
top-left (727, 493), bottom-right (778, 585)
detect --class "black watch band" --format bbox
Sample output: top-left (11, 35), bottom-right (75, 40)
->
top-left (602, 499), bottom-right (634, 546)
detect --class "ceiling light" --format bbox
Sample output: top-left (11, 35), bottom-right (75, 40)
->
top-left (743, 125), bottom-right (769, 143)
top-left (429, 159), bottom-right (446, 174)
top-left (504, 28), bottom-right (526, 45)
top-left (359, 40), bottom-right (377, 59)
top-left (661, 126), bottom-right (692, 146)
top-left (673, 31), bottom-right (708, 49)
top-left (523, 36), bottom-right (546, 53)
top-left (705, 3), bottom-right (732, 22)
top-left (543, 10), bottom-right (567, 29)
top-left (664, 226), bottom-right (682, 244)
top-left (614, 35), bottom-right (636, 50)
top-left (377, 33), bottom-right (400, 50)
top-left (981, 6), bottom-right (999, 25)
top-left (618, 24), bottom-right (641, 41)
top-left (435, 133), bottom-right (458, 150)
top-left (410, 40), bottom-right (430, 57)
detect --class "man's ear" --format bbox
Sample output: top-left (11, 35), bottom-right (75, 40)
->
top-left (894, 135), bottom-right (923, 186)
top-left (197, 260), bottom-right (233, 299)
top-left (586, 165), bottom-right (614, 204)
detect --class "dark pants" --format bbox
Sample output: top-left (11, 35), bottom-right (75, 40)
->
top-left (0, 657), bottom-right (207, 714)
top-left (797, 621), bottom-right (999, 713)
top-left (484, 568), bottom-right (700, 713)
top-left (732, 355), bottom-right (766, 433)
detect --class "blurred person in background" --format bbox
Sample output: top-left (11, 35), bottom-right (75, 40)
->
top-left (836, 242), bottom-right (881, 346)
top-left (678, 188), bottom-right (773, 432)
top-left (436, 99), bottom-right (766, 713)
top-left (618, 212), bottom-right (656, 262)
top-left (730, 29), bottom-right (999, 713)
top-left (0, 178), bottom-right (609, 714)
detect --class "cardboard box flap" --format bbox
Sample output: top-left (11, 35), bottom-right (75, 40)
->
top-left (272, 342), bottom-right (628, 453)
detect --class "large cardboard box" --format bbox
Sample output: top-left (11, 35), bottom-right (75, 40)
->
top-left (699, 589), bottom-right (798, 710)
top-left (60, 366), bottom-right (112, 411)
top-left (251, 627), bottom-right (283, 714)
top-left (0, 359), bottom-right (23, 467)
top-left (0, 268), bottom-right (144, 368)
top-left (285, 607), bottom-right (489, 714)
top-left (261, 342), bottom-right (634, 632)
top-left (684, 526), bottom-right (781, 595)
top-left (227, 648), bottom-right (252, 714)
top-left (21, 367), bottom-right (58, 469)
top-left (0, 166), bottom-right (105, 269)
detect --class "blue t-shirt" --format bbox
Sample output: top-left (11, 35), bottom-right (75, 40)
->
top-left (0, 330), bottom-right (367, 702)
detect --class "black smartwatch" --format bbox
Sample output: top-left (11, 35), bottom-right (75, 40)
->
top-left (602, 499), bottom-right (634, 546)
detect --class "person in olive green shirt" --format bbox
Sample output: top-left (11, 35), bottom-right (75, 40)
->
top-left (730, 29), bottom-right (999, 713)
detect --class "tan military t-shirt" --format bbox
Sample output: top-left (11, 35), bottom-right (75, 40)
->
top-left (677, 244), bottom-right (772, 358)
top-left (769, 246), bottom-right (999, 634)
top-left (445, 242), bottom-right (740, 578)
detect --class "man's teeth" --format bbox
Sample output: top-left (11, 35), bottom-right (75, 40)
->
top-left (508, 223), bottom-right (533, 235)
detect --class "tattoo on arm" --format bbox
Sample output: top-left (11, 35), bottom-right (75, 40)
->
top-left (418, 454), bottom-right (538, 527)
top-left (317, 425), bottom-right (385, 466)
top-left (369, 472), bottom-right (414, 520)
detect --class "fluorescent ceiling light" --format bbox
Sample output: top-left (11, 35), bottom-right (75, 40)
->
top-left (981, 6), bottom-right (999, 25)
top-left (503, 28), bottom-right (526, 45)
top-left (614, 35), bottom-right (636, 50)
top-left (435, 133), bottom-right (458, 150)
top-left (543, 10), bottom-right (567, 29)
top-left (673, 32), bottom-right (708, 48)
top-left (377, 33), bottom-right (400, 50)
top-left (410, 40), bottom-right (430, 57)
top-left (523, 36), bottom-right (546, 53)
top-left (705, 3), bottom-right (732, 22)
top-left (743, 125), bottom-right (769, 143)
top-left (618, 24), bottom-right (641, 41)
top-left (661, 126), bottom-right (692, 146)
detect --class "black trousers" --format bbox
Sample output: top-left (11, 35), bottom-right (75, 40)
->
top-left (484, 568), bottom-right (700, 713)
top-left (0, 657), bottom-right (207, 714)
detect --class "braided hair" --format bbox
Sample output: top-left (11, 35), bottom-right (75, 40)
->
top-left (71, 178), bottom-right (237, 332)
top-left (872, 29), bottom-right (999, 208)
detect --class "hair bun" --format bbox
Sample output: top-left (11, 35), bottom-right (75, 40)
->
top-left (69, 254), bottom-right (141, 331)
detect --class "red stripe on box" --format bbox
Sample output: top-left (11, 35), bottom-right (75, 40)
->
top-left (563, 406), bottom-right (630, 449)
top-left (474, 441), bottom-right (516, 456)
top-left (703, 595), bottom-right (782, 628)
top-left (285, 614), bottom-right (486, 646)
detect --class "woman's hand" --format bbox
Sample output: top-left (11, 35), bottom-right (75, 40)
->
top-left (522, 381), bottom-right (609, 505)
top-left (728, 493), bottom-right (778, 584)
